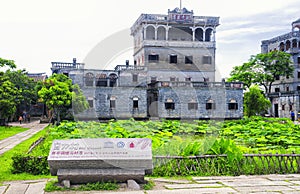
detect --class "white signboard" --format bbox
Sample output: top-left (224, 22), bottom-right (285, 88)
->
top-left (48, 138), bottom-right (152, 160)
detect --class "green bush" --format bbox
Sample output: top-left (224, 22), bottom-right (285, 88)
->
top-left (11, 154), bottom-right (49, 175)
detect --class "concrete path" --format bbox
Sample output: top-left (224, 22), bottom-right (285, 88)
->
top-left (0, 120), bottom-right (48, 155)
top-left (1, 174), bottom-right (300, 194)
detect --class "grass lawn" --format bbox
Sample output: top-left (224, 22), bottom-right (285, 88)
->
top-left (0, 126), bottom-right (29, 141)
top-left (0, 126), bottom-right (53, 183)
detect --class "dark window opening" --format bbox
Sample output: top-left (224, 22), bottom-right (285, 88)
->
top-left (185, 56), bottom-right (193, 64)
top-left (298, 71), bottom-right (300, 78)
top-left (206, 102), bottom-right (216, 110)
top-left (109, 74), bottom-right (117, 87)
top-left (165, 102), bottom-right (175, 110)
top-left (228, 103), bottom-right (238, 110)
top-left (170, 77), bottom-right (176, 82)
top-left (133, 74), bottom-right (138, 82)
top-left (275, 88), bottom-right (280, 92)
top-left (88, 100), bottom-right (93, 108)
top-left (298, 57), bottom-right (300, 65)
top-left (298, 86), bottom-right (300, 91)
top-left (286, 86), bottom-right (289, 92)
top-left (110, 99), bottom-right (116, 109)
top-left (275, 75), bottom-right (280, 80)
top-left (133, 99), bottom-right (139, 109)
top-left (63, 72), bottom-right (69, 77)
top-left (290, 105), bottom-right (293, 111)
top-left (148, 54), bottom-right (159, 63)
top-left (169, 55), bottom-right (177, 64)
top-left (188, 102), bottom-right (198, 110)
top-left (96, 79), bottom-right (107, 87)
top-left (203, 56), bottom-right (212, 64)
top-left (282, 105), bottom-right (285, 111)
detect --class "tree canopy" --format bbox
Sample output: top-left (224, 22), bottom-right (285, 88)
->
top-left (38, 74), bottom-right (88, 123)
top-left (227, 51), bottom-right (293, 93)
top-left (244, 85), bottom-right (271, 117)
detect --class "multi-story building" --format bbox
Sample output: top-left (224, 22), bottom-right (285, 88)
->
top-left (261, 18), bottom-right (300, 118)
top-left (51, 7), bottom-right (244, 120)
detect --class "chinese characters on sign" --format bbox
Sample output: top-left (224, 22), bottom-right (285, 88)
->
top-left (48, 138), bottom-right (152, 160)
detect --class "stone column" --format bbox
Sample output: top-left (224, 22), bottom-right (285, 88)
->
top-left (166, 26), bottom-right (171, 41)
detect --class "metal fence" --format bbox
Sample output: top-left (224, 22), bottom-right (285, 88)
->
top-left (153, 154), bottom-right (300, 176)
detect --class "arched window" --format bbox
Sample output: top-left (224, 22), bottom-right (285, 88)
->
top-left (205, 28), bottom-right (213, 42)
top-left (279, 42), bottom-right (285, 51)
top-left (85, 73), bottom-right (94, 87)
top-left (286, 40), bottom-right (291, 50)
top-left (195, 28), bottom-right (203, 41)
top-left (292, 39), bottom-right (298, 48)
top-left (157, 26), bottom-right (166, 40)
top-left (109, 73), bottom-right (118, 87)
top-left (96, 73), bottom-right (107, 87)
top-left (146, 25), bottom-right (155, 40)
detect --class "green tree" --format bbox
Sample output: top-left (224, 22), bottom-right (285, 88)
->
top-left (5, 69), bottom-right (37, 116)
top-left (0, 72), bottom-right (19, 123)
top-left (244, 85), bottom-right (271, 117)
top-left (228, 51), bottom-right (293, 94)
top-left (38, 74), bottom-right (88, 124)
top-left (0, 58), bottom-right (16, 69)
top-left (38, 74), bottom-right (73, 124)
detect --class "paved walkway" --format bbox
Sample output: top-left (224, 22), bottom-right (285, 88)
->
top-left (0, 120), bottom-right (48, 155)
top-left (1, 174), bottom-right (300, 194)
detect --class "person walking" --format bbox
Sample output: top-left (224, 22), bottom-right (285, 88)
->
top-left (291, 110), bottom-right (295, 121)
top-left (18, 115), bottom-right (23, 124)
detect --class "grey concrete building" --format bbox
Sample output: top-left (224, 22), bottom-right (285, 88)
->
top-left (51, 7), bottom-right (243, 120)
top-left (261, 18), bottom-right (300, 118)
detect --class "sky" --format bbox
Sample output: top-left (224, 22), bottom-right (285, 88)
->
top-left (0, 0), bottom-right (300, 80)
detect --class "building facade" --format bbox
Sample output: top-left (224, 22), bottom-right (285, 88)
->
top-left (261, 19), bottom-right (300, 118)
top-left (51, 7), bottom-right (244, 120)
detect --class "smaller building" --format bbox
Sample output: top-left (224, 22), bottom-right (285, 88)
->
top-left (261, 18), bottom-right (300, 118)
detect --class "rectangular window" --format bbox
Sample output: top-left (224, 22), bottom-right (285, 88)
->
top-left (275, 75), bottom-right (280, 80)
top-left (169, 55), bottom-right (177, 64)
top-left (133, 100), bottom-right (138, 109)
top-left (275, 88), bottom-right (280, 92)
top-left (203, 56), bottom-right (212, 64)
top-left (298, 72), bottom-right (300, 78)
top-left (85, 78), bottom-right (94, 87)
top-left (298, 86), bottom-right (300, 91)
top-left (110, 99), bottom-right (116, 109)
top-left (188, 102), bottom-right (198, 110)
top-left (165, 102), bottom-right (175, 110)
top-left (148, 54), bottom-right (159, 63)
top-left (228, 103), bottom-right (238, 110)
top-left (170, 77), bottom-right (176, 82)
top-left (185, 56), bottom-right (193, 64)
top-left (290, 105), bottom-right (293, 111)
top-left (96, 79), bottom-right (107, 87)
top-left (88, 100), bottom-right (93, 108)
top-left (286, 86), bottom-right (289, 92)
top-left (206, 103), bottom-right (216, 110)
top-left (298, 57), bottom-right (300, 65)
top-left (132, 74), bottom-right (138, 82)
top-left (282, 105), bottom-right (285, 111)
